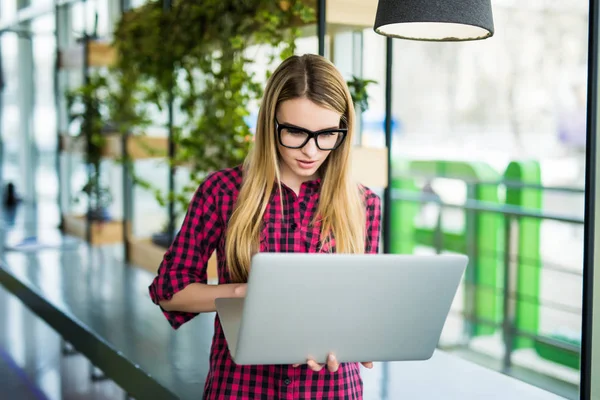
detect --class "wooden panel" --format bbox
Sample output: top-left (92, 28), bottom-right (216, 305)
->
top-left (107, 136), bottom-right (169, 159)
top-left (327, 0), bottom-right (378, 29)
top-left (60, 134), bottom-right (168, 160)
top-left (127, 136), bottom-right (168, 159)
top-left (59, 134), bottom-right (114, 158)
top-left (130, 238), bottom-right (218, 282)
top-left (63, 214), bottom-right (124, 246)
top-left (59, 40), bottom-right (116, 70)
top-left (351, 146), bottom-right (388, 188)
top-left (291, 0), bottom-right (378, 29)
top-left (88, 41), bottom-right (117, 67)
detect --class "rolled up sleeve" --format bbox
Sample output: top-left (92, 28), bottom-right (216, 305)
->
top-left (148, 175), bottom-right (223, 329)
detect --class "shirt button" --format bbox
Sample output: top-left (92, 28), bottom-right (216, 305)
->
top-left (299, 202), bottom-right (307, 210)
top-left (290, 222), bottom-right (298, 231)
top-left (284, 377), bottom-right (292, 385)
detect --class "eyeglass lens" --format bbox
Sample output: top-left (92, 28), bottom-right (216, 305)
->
top-left (280, 127), bottom-right (344, 150)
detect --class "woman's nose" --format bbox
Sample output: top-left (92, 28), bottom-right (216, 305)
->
top-left (302, 138), bottom-right (319, 157)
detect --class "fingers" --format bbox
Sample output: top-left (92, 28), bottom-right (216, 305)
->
top-left (306, 353), bottom-right (339, 372)
top-left (295, 358), bottom-right (371, 371)
top-left (300, 353), bottom-right (341, 372)
top-left (307, 359), bottom-right (324, 372)
top-left (326, 353), bottom-right (339, 372)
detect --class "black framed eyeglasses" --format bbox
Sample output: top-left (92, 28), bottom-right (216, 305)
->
top-left (275, 119), bottom-right (347, 151)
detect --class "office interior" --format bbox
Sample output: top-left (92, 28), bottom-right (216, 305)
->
top-left (0, 0), bottom-right (598, 399)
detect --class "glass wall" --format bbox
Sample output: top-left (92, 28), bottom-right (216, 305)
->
top-left (359, 1), bottom-right (589, 397)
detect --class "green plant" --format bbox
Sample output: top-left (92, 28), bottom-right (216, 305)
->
top-left (65, 73), bottom-right (114, 219)
top-left (347, 75), bottom-right (377, 112)
top-left (108, 0), bottom-right (316, 220)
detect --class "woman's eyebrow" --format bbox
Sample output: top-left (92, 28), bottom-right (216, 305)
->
top-left (280, 122), bottom-right (340, 131)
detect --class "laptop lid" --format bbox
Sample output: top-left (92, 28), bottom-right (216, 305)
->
top-left (224, 253), bottom-right (468, 365)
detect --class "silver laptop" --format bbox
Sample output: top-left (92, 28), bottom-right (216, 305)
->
top-left (215, 253), bottom-right (468, 365)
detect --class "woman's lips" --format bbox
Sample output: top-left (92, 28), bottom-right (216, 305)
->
top-left (297, 160), bottom-right (317, 169)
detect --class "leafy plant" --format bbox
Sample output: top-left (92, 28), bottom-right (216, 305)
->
top-left (108, 0), bottom-right (316, 222)
top-left (65, 73), bottom-right (114, 220)
top-left (347, 75), bottom-right (377, 112)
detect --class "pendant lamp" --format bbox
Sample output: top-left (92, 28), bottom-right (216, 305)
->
top-left (374, 0), bottom-right (494, 41)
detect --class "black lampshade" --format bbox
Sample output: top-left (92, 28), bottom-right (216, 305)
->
top-left (374, 0), bottom-right (494, 41)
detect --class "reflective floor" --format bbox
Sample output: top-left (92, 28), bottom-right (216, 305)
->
top-left (0, 284), bottom-right (125, 400)
top-left (0, 337), bottom-right (48, 400)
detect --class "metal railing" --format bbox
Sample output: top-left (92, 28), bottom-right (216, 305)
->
top-left (390, 177), bottom-right (584, 376)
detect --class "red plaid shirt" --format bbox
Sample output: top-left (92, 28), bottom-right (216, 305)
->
top-left (149, 165), bottom-right (382, 399)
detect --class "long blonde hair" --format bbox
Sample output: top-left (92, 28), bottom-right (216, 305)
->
top-left (225, 54), bottom-right (366, 283)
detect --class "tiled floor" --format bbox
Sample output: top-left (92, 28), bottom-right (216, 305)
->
top-left (0, 284), bottom-right (125, 400)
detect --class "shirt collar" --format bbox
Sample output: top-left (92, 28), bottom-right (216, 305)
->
top-left (277, 178), bottom-right (321, 196)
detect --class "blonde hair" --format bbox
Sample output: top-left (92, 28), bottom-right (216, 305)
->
top-left (225, 54), bottom-right (365, 283)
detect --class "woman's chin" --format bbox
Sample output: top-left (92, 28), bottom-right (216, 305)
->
top-left (292, 166), bottom-right (319, 179)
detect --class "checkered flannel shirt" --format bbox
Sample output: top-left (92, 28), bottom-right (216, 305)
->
top-left (149, 165), bottom-right (382, 399)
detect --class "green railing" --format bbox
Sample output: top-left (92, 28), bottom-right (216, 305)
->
top-left (390, 160), bottom-right (584, 373)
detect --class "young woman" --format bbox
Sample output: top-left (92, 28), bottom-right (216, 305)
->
top-left (149, 53), bottom-right (382, 399)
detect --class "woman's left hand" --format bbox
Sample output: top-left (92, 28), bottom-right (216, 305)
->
top-left (292, 353), bottom-right (374, 372)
